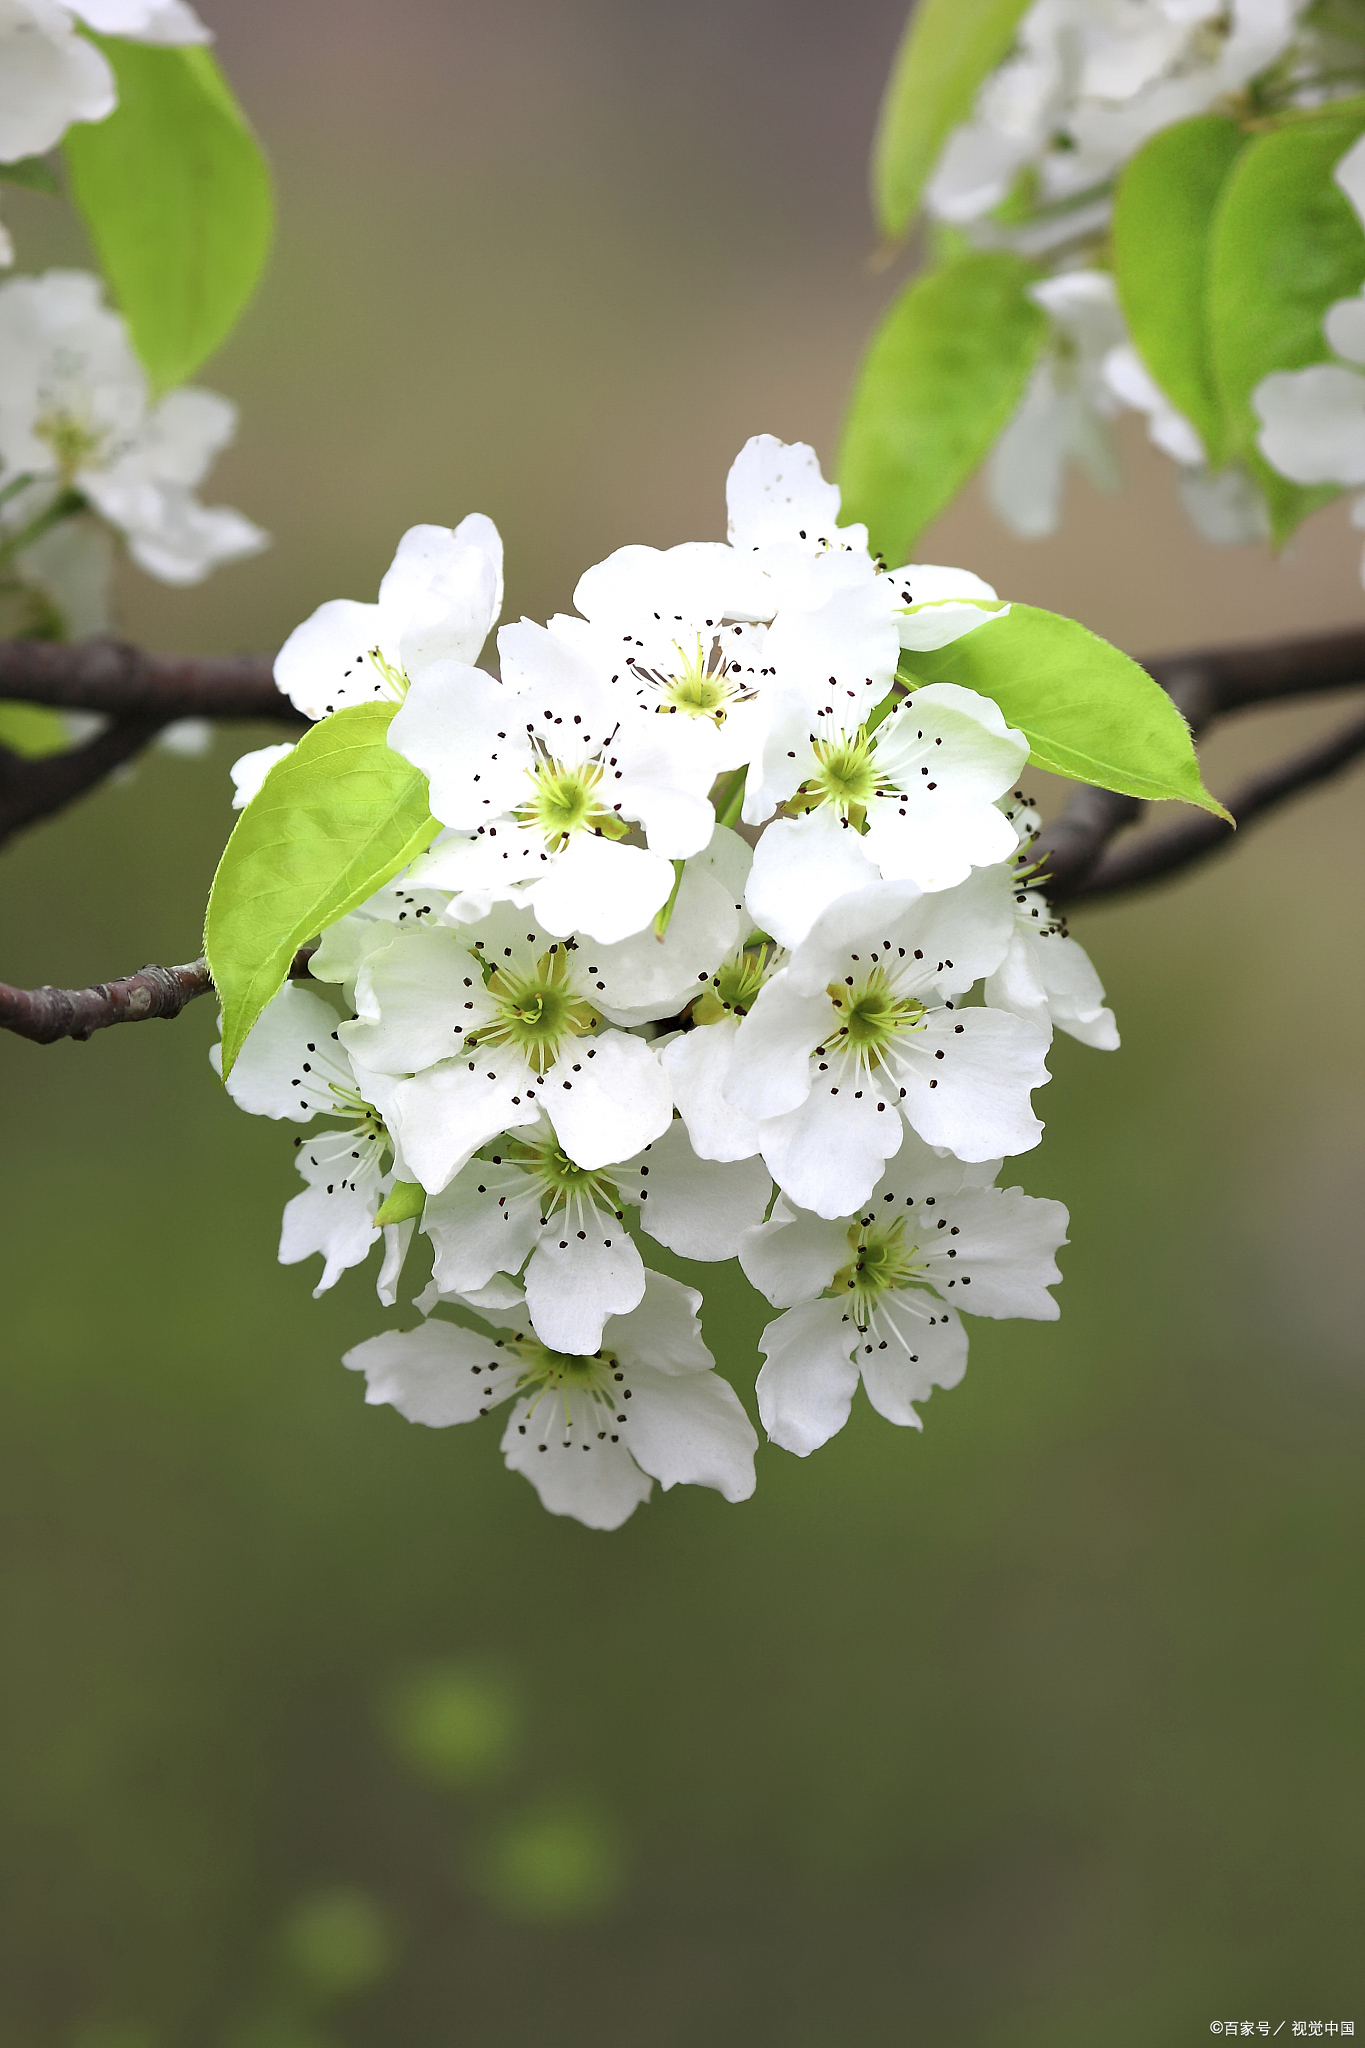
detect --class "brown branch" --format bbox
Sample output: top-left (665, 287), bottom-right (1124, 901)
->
top-left (0, 637), bottom-right (304, 724)
top-left (0, 713), bottom-right (167, 850)
top-left (1059, 706), bottom-right (1365, 902)
top-left (0, 945), bottom-right (319, 1046)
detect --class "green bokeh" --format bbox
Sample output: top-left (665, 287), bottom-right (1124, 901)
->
top-left (278, 1889), bottom-right (395, 2000)
top-left (470, 1801), bottom-right (626, 1925)
top-left (383, 1661), bottom-right (522, 1790)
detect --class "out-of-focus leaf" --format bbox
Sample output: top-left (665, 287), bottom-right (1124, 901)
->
top-left (62, 39), bottom-right (272, 388)
top-left (871, 0), bottom-right (1032, 242)
top-left (1113, 115), bottom-right (1247, 465)
top-left (206, 704), bottom-right (437, 1076)
top-left (0, 156), bottom-right (59, 193)
top-left (899, 604), bottom-right (1227, 814)
top-left (0, 702), bottom-right (69, 757)
top-left (838, 253), bottom-right (1046, 565)
top-left (1208, 101), bottom-right (1365, 540)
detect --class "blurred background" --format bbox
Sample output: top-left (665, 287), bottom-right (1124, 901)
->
top-left (1, 2), bottom-right (1363, 2042)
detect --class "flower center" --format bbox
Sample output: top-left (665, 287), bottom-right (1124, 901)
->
top-left (821, 966), bottom-right (924, 1067)
top-left (794, 727), bottom-right (886, 826)
top-left (829, 1216), bottom-right (926, 1324)
top-left (692, 943), bottom-right (775, 1026)
top-left (512, 1340), bottom-right (618, 1397)
top-left (366, 646), bottom-right (409, 700)
top-left (641, 637), bottom-right (739, 725)
top-left (468, 947), bottom-right (601, 1074)
top-left (513, 756), bottom-right (625, 850)
top-left (34, 409), bottom-right (104, 482)
top-left (503, 1135), bottom-right (623, 1220)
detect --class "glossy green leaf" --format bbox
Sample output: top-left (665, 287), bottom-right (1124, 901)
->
top-left (62, 39), bottom-right (272, 388)
top-left (839, 253), bottom-right (1047, 565)
top-left (1113, 116), bottom-right (1246, 466)
top-left (207, 704), bottom-right (437, 1077)
top-left (1208, 101), bottom-right (1365, 541)
top-left (871, 0), bottom-right (1032, 242)
top-left (898, 605), bottom-right (1227, 814)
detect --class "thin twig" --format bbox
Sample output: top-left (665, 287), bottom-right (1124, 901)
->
top-left (0, 715), bottom-right (167, 850)
top-left (1060, 707), bottom-right (1365, 901)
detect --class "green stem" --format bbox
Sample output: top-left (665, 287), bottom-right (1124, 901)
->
top-left (0, 471), bottom-right (37, 515)
top-left (653, 859), bottom-right (686, 941)
top-left (714, 766), bottom-right (747, 830)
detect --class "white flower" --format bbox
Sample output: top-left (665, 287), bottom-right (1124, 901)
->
top-left (582, 824), bottom-right (751, 1027)
top-left (418, 1115), bottom-right (771, 1355)
top-left (333, 908), bottom-right (673, 1195)
top-left (389, 616), bottom-right (711, 944)
top-left (988, 272), bottom-right (1126, 539)
top-left (743, 680), bottom-right (1028, 933)
top-left (740, 1130), bottom-right (1068, 1455)
top-left (274, 515), bottom-right (504, 719)
top-left (722, 878), bottom-right (1050, 1217)
top-left (0, 2), bottom-right (115, 165)
top-left (660, 936), bottom-right (786, 1163)
top-left (982, 802), bottom-right (1119, 1049)
top-left (65, 0), bottom-right (208, 41)
top-left (0, 271), bottom-right (265, 586)
top-left (212, 981), bottom-right (412, 1302)
top-left (343, 1271), bottom-right (758, 1530)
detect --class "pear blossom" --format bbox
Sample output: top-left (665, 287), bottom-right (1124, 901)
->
top-left (417, 1115), bottom-right (770, 1355)
top-left (343, 1272), bottom-right (758, 1530)
top-left (229, 741), bottom-right (295, 810)
top-left (388, 616), bottom-right (712, 943)
top-left (211, 982), bottom-right (413, 1303)
top-left (0, 271), bottom-right (265, 609)
top-left (740, 1132), bottom-right (1068, 1456)
top-left (274, 514), bottom-right (504, 720)
top-left (722, 878), bottom-right (1051, 1217)
top-left (0, 0), bottom-right (207, 179)
top-left (660, 936), bottom-right (786, 1164)
top-left (984, 799), bottom-right (1120, 1049)
top-left (333, 908), bottom-right (673, 1196)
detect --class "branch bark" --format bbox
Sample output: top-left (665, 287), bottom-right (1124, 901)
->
top-left (0, 713), bottom-right (167, 850)
top-left (0, 946), bottom-right (318, 1046)
top-left (0, 637), bottom-right (302, 723)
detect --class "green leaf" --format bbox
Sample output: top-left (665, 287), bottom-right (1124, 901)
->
top-left (0, 702), bottom-right (69, 757)
top-left (62, 39), bottom-right (272, 388)
top-left (1207, 101), bottom-right (1365, 541)
top-left (838, 253), bottom-right (1047, 565)
top-left (871, 0), bottom-right (1032, 242)
top-left (0, 156), bottom-right (59, 194)
top-left (1112, 116), bottom-right (1247, 466)
top-left (206, 704), bottom-right (438, 1077)
top-left (898, 605), bottom-right (1227, 815)
top-left (375, 1181), bottom-right (427, 1227)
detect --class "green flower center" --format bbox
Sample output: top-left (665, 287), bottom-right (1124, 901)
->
top-left (693, 943), bottom-right (775, 1026)
top-left (467, 948), bottom-right (601, 1075)
top-left (793, 726), bottom-right (887, 827)
top-left (513, 756), bottom-right (626, 851)
top-left (821, 967), bottom-right (925, 1067)
top-left (503, 1135), bottom-right (623, 1220)
top-left (34, 410), bottom-right (104, 482)
top-left (650, 638), bottom-right (737, 724)
top-left (512, 1341), bottom-right (618, 1396)
top-left (366, 646), bottom-right (409, 700)
top-left (829, 1216), bottom-right (927, 1324)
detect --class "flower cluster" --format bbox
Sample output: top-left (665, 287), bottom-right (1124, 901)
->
top-left (222, 438), bottom-right (1116, 1529)
top-left (922, 0), bottom-right (1361, 543)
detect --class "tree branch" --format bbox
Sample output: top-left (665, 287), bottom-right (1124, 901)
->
top-left (0, 946), bottom-right (318, 1045)
top-left (1057, 706), bottom-right (1365, 901)
top-left (0, 713), bottom-right (167, 850)
top-left (0, 637), bottom-right (304, 724)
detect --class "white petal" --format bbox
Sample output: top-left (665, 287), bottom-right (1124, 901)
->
top-left (660, 1019), bottom-right (764, 1162)
top-left (0, 10), bottom-right (114, 160)
top-left (1254, 364), bottom-right (1365, 485)
top-left (738, 1200), bottom-right (849, 1306)
top-left (529, 834), bottom-right (676, 945)
top-left (422, 1161), bottom-right (542, 1295)
top-left (523, 1218), bottom-right (646, 1355)
top-left (543, 1028), bottom-right (673, 1170)
top-left (1333, 130), bottom-right (1365, 230)
top-left (625, 1364), bottom-right (757, 1501)
top-left (1325, 294), bottom-right (1365, 367)
top-left (726, 434), bottom-right (850, 552)
top-left (758, 1080), bottom-right (903, 1219)
top-left (377, 1218), bottom-right (416, 1307)
top-left (635, 1121), bottom-right (772, 1260)
top-left (777, 879), bottom-right (925, 996)
top-left (603, 1269), bottom-right (711, 1374)
top-left (279, 1179), bottom-right (379, 1297)
top-left (383, 515), bottom-right (503, 676)
top-left (894, 1007), bottom-right (1050, 1161)
top-left (500, 1395), bottom-right (653, 1529)
top-left (987, 925), bottom-right (1119, 1049)
top-left (390, 1055), bottom-right (539, 1194)
top-left (756, 1298), bottom-right (861, 1455)
top-left (273, 598), bottom-right (392, 720)
top-left (229, 742), bottom-right (293, 809)
top-left (340, 923), bottom-right (488, 1075)
top-left (858, 1296), bottom-right (968, 1426)
top-left (587, 866), bottom-right (742, 1026)
top-left (220, 982), bottom-right (350, 1121)
top-left (386, 662), bottom-right (531, 827)
top-left (987, 363), bottom-right (1071, 538)
top-left (743, 810), bottom-right (880, 950)
top-left (344, 1321), bottom-right (518, 1426)
top-left (846, 863), bottom-right (1014, 999)
top-left (612, 717), bottom-right (720, 857)
top-left (920, 1184), bottom-right (1068, 1319)
top-left (723, 971), bottom-right (829, 1121)
top-left (870, 1123), bottom-right (1000, 1207)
